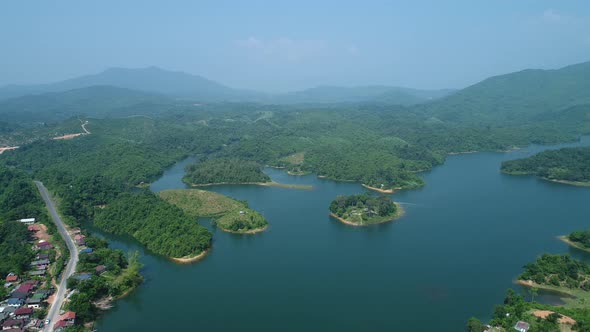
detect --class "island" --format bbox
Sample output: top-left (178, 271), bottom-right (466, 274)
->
top-left (560, 229), bottom-right (590, 253)
top-left (159, 189), bottom-right (268, 234)
top-left (361, 167), bottom-right (425, 193)
top-left (501, 147), bottom-right (590, 186)
top-left (329, 194), bottom-right (403, 226)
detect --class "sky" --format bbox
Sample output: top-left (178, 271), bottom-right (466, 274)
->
top-left (1, 0), bottom-right (590, 92)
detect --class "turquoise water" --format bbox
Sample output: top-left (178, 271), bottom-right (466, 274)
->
top-left (94, 137), bottom-right (590, 331)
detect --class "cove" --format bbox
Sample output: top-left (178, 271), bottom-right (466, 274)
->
top-left (94, 137), bottom-right (590, 331)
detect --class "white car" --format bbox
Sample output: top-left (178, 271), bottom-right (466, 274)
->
top-left (45, 319), bottom-right (50, 325)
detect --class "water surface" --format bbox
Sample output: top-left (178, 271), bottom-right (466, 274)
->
top-left (95, 137), bottom-right (590, 331)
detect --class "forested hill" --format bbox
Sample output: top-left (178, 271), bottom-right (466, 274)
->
top-left (0, 85), bottom-right (176, 124)
top-left (0, 67), bottom-right (262, 101)
top-left (501, 147), bottom-right (590, 184)
top-left (419, 61), bottom-right (590, 125)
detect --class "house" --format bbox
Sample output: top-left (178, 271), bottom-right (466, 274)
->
top-left (5, 299), bottom-right (23, 308)
top-left (15, 283), bottom-right (34, 294)
top-left (36, 253), bottom-right (49, 260)
top-left (4, 274), bottom-right (18, 283)
top-left (27, 225), bottom-right (40, 232)
top-left (1, 318), bottom-right (25, 330)
top-left (0, 312), bottom-right (8, 323)
top-left (30, 259), bottom-right (50, 267)
top-left (0, 307), bottom-right (16, 316)
top-left (36, 240), bottom-right (53, 250)
top-left (3, 328), bottom-right (25, 332)
top-left (53, 320), bottom-right (68, 331)
top-left (79, 248), bottom-right (93, 254)
top-left (29, 270), bottom-right (46, 277)
top-left (73, 273), bottom-right (92, 281)
top-left (59, 311), bottom-right (75, 323)
top-left (514, 321), bottom-right (530, 332)
top-left (95, 265), bottom-right (106, 275)
top-left (16, 218), bottom-right (35, 225)
top-left (71, 227), bottom-right (81, 234)
top-left (25, 298), bottom-right (42, 309)
top-left (74, 234), bottom-right (86, 246)
top-left (8, 293), bottom-right (27, 300)
top-left (12, 308), bottom-right (32, 319)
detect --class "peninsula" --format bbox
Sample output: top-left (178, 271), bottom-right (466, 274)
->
top-left (329, 194), bottom-right (403, 226)
top-left (501, 147), bottom-right (590, 186)
top-left (159, 189), bottom-right (268, 234)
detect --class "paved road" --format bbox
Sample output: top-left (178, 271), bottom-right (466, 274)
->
top-left (35, 181), bottom-right (79, 332)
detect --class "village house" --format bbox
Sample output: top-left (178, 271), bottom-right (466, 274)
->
top-left (74, 234), bottom-right (86, 246)
top-left (29, 270), bottom-right (46, 278)
top-left (36, 253), bottom-right (49, 260)
top-left (79, 248), bottom-right (93, 254)
top-left (25, 298), bottom-right (42, 309)
top-left (54, 311), bottom-right (76, 331)
top-left (16, 218), bottom-right (35, 225)
top-left (30, 259), bottom-right (50, 267)
top-left (5, 299), bottom-right (23, 308)
top-left (514, 321), bottom-right (530, 332)
top-left (1, 318), bottom-right (25, 330)
top-left (35, 240), bottom-right (53, 250)
top-left (95, 265), bottom-right (106, 275)
top-left (12, 308), bottom-right (32, 320)
top-left (4, 274), bottom-right (18, 283)
top-left (27, 225), bottom-right (40, 232)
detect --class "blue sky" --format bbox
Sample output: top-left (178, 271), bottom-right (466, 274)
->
top-left (1, 0), bottom-right (589, 92)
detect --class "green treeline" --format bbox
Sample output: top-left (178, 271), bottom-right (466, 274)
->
top-left (520, 254), bottom-right (590, 290)
top-left (501, 147), bottom-right (590, 184)
top-left (184, 158), bottom-right (270, 185)
top-left (93, 192), bottom-right (212, 258)
top-left (329, 194), bottom-right (398, 225)
top-left (216, 210), bottom-right (267, 233)
top-left (569, 230), bottom-right (590, 249)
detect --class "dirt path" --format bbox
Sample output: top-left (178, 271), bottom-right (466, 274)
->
top-left (52, 119), bottom-right (91, 140)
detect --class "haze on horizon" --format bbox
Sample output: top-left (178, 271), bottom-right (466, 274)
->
top-left (2, 0), bottom-right (590, 92)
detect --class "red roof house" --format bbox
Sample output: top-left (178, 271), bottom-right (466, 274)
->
top-left (15, 283), bottom-right (34, 294)
top-left (5, 274), bottom-right (18, 282)
top-left (14, 307), bottom-right (33, 317)
top-left (59, 311), bottom-right (76, 322)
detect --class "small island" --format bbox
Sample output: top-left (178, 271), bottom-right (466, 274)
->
top-left (501, 147), bottom-right (590, 186)
top-left (159, 189), bottom-right (269, 234)
top-left (329, 194), bottom-right (403, 226)
top-left (560, 230), bottom-right (590, 253)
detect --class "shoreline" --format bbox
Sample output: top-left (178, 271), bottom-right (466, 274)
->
top-left (448, 150), bottom-right (479, 155)
top-left (545, 178), bottom-right (590, 187)
top-left (190, 181), bottom-right (313, 190)
top-left (0, 146), bottom-right (19, 154)
top-left (361, 184), bottom-right (401, 194)
top-left (558, 235), bottom-right (590, 253)
top-left (221, 224), bottom-right (268, 234)
top-left (515, 279), bottom-right (578, 300)
top-left (329, 202), bottom-right (405, 227)
top-left (171, 248), bottom-right (210, 264)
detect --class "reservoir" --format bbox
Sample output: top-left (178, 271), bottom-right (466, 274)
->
top-left (95, 137), bottom-right (590, 331)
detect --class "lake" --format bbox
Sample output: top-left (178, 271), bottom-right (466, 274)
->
top-left (94, 137), bottom-right (590, 331)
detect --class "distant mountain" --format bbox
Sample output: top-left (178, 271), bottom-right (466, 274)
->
top-left (0, 85), bottom-right (176, 123)
top-left (0, 67), bottom-right (263, 101)
top-left (272, 85), bottom-right (455, 105)
top-left (422, 61), bottom-right (590, 124)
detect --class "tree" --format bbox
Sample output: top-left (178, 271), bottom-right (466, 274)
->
top-left (466, 317), bottom-right (483, 332)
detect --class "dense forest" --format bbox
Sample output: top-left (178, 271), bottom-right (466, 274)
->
top-left (184, 158), bottom-right (270, 185)
top-left (520, 254), bottom-right (590, 290)
top-left (501, 147), bottom-right (590, 184)
top-left (329, 194), bottom-right (398, 225)
top-left (93, 192), bottom-right (212, 258)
